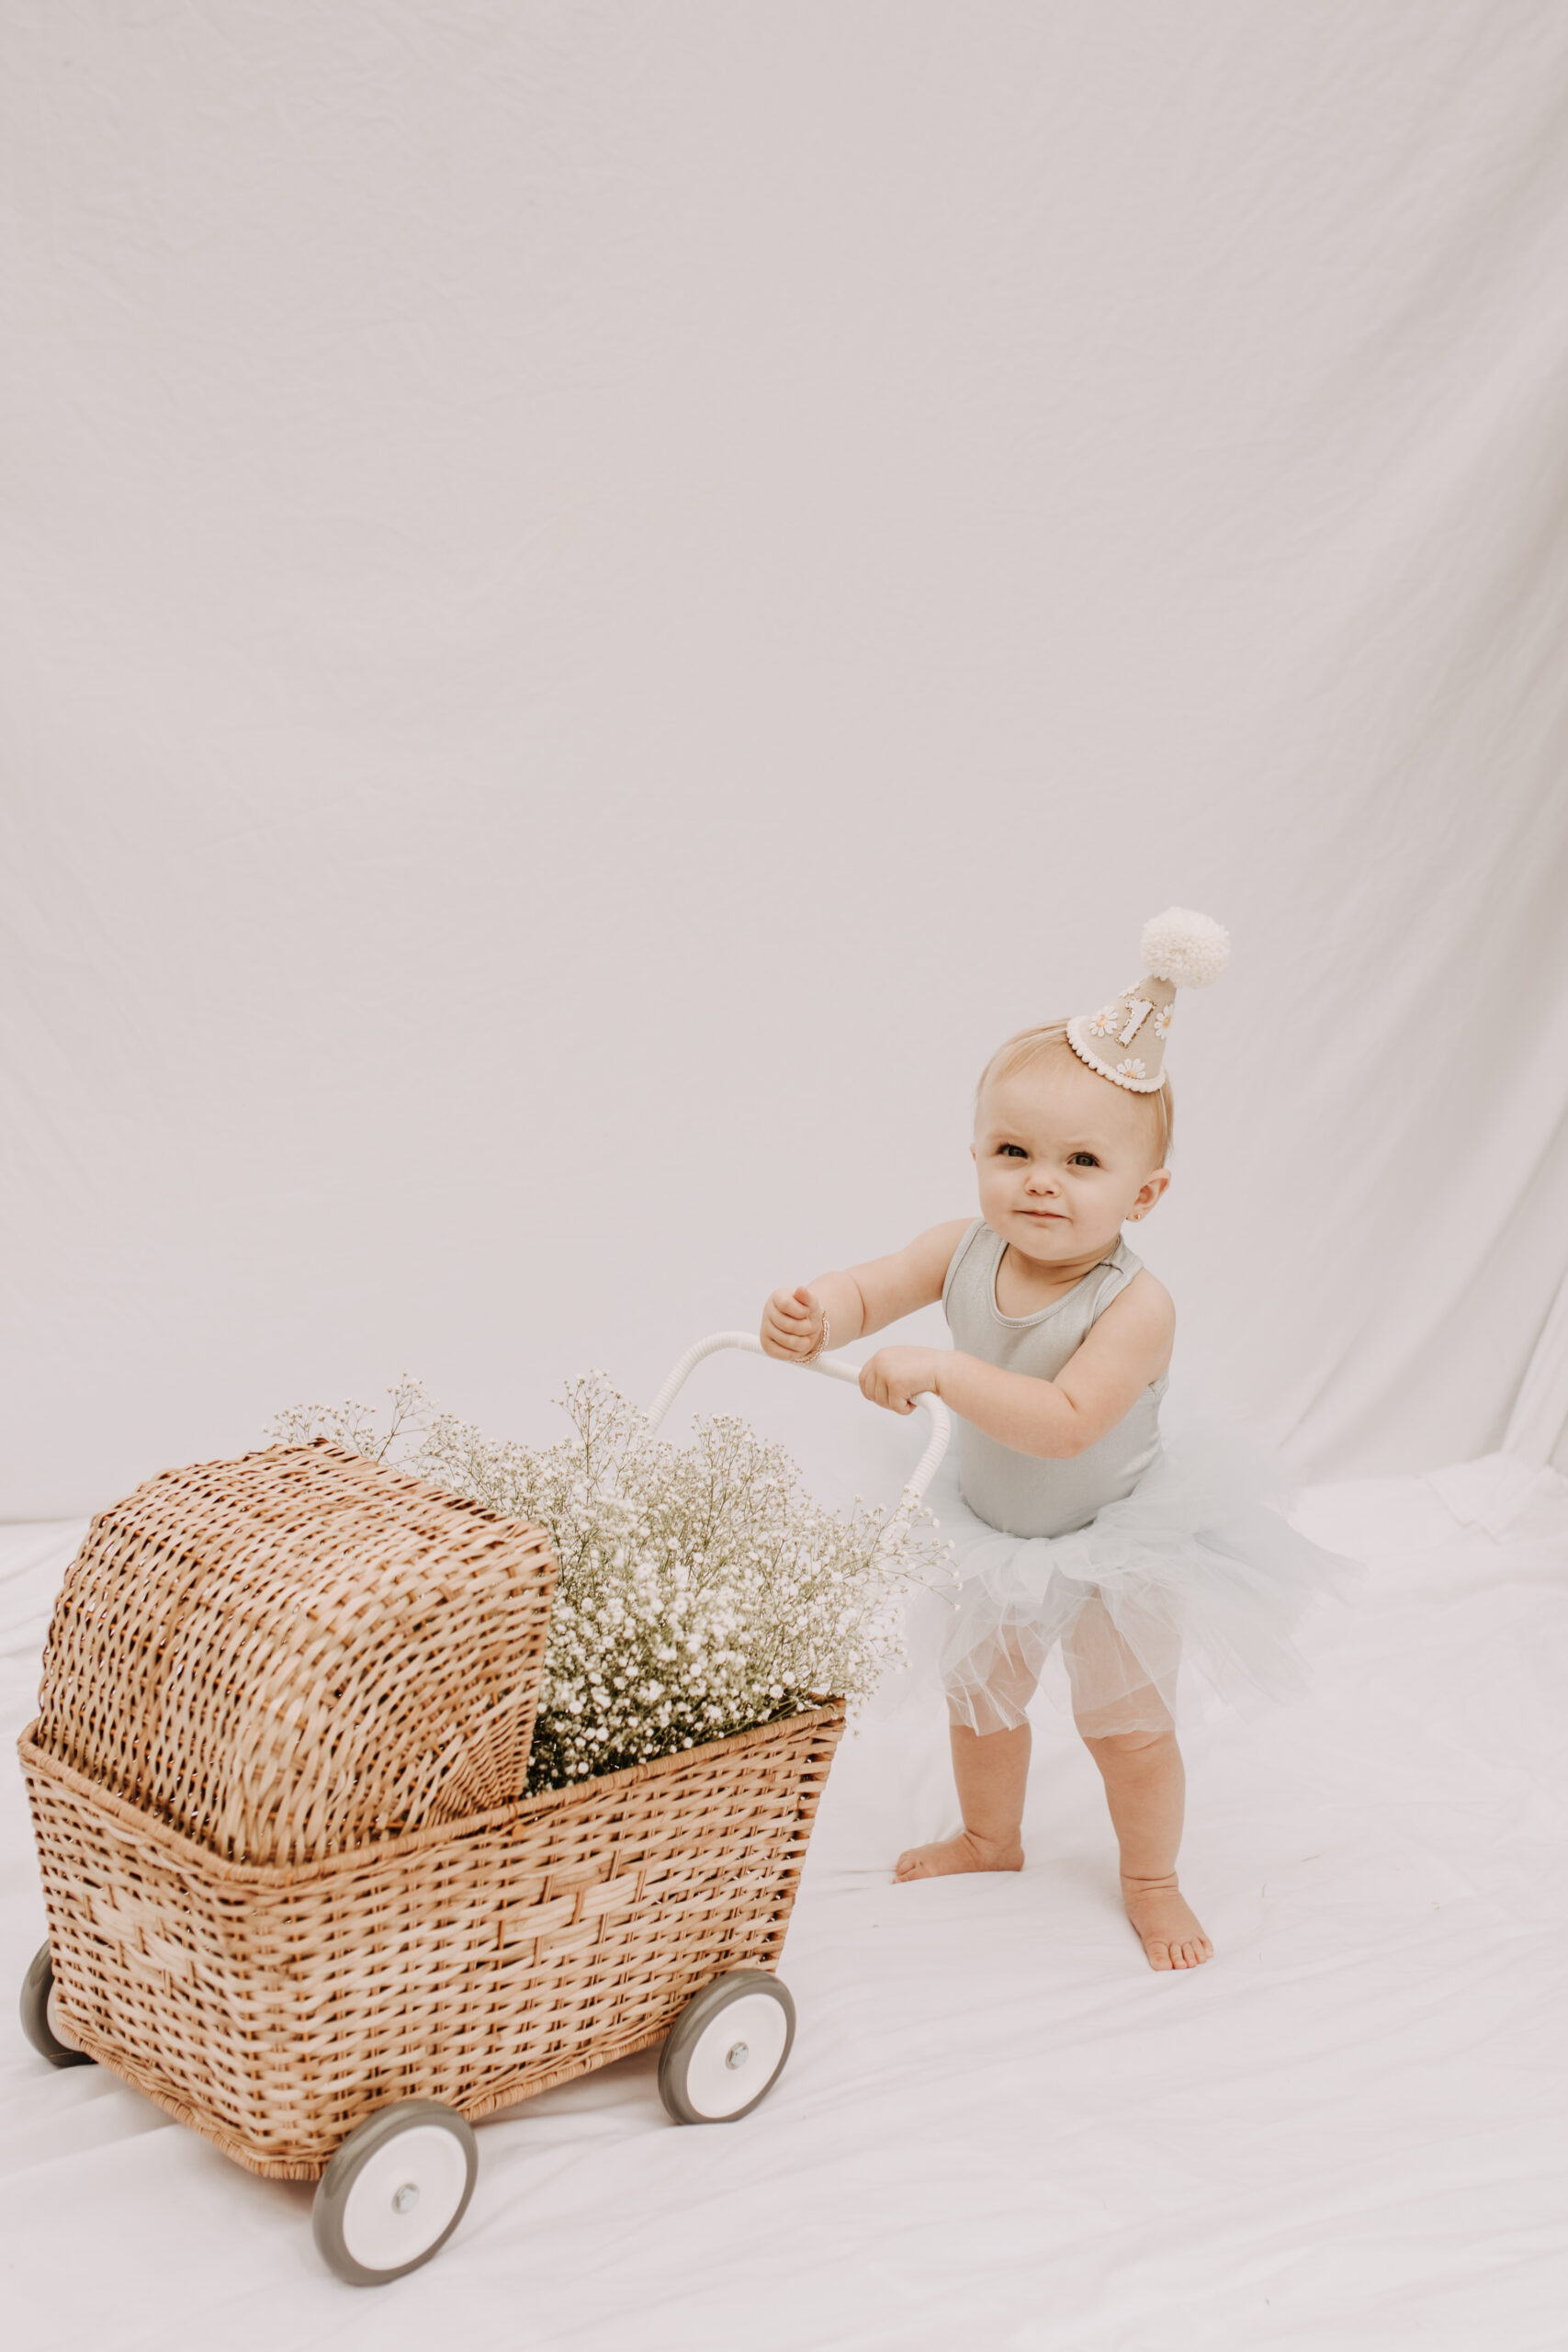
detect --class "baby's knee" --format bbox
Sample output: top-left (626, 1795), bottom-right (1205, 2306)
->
top-left (1077, 1721), bottom-right (1174, 1760)
top-left (943, 1664), bottom-right (1039, 1735)
top-left (1071, 1676), bottom-right (1176, 1749)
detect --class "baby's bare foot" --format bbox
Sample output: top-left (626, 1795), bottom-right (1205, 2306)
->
top-left (1121, 1871), bottom-right (1213, 1970)
top-left (894, 1831), bottom-right (1024, 1883)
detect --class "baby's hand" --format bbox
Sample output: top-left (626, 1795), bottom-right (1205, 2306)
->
top-left (761, 1284), bottom-right (826, 1362)
top-left (859, 1347), bottom-right (942, 1417)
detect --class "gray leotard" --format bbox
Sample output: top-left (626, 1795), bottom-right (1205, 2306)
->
top-left (941, 1219), bottom-right (1167, 1540)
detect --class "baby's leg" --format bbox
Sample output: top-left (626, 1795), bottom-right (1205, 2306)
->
top-left (1067, 1600), bottom-right (1211, 1970)
top-left (896, 1632), bottom-right (1036, 1881)
top-left (1079, 1723), bottom-right (1211, 1969)
top-left (894, 1720), bottom-right (1030, 1881)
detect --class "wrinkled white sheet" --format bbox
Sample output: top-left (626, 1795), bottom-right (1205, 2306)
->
top-left (5, 1457), bottom-right (1564, 2350)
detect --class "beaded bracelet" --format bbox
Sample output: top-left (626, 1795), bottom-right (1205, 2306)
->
top-left (793, 1313), bottom-right (829, 1366)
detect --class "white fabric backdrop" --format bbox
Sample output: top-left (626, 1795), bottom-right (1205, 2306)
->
top-left (3, 6), bottom-right (1567, 1511)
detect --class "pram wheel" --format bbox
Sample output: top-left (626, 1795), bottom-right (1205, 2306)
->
top-left (658, 1968), bottom-right (795, 2124)
top-left (19, 1941), bottom-right (96, 2069)
top-left (312, 2100), bottom-right (478, 2286)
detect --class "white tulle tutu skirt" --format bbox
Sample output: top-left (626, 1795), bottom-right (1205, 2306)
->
top-left (921, 1425), bottom-right (1356, 1739)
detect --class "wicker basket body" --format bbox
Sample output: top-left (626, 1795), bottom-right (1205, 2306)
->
top-left (20, 1705), bottom-right (844, 2178)
top-left (20, 1442), bottom-right (848, 2178)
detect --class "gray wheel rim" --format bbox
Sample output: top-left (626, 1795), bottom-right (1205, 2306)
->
top-left (658, 1969), bottom-right (795, 2126)
top-left (312, 2100), bottom-right (478, 2286)
top-left (19, 1941), bottom-right (96, 2070)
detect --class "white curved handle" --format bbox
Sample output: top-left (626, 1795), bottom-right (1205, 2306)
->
top-left (644, 1330), bottom-right (951, 1557)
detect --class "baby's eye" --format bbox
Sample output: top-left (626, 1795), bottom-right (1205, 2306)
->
top-left (998, 1143), bottom-right (1028, 1159)
top-left (1068, 1152), bottom-right (1100, 1168)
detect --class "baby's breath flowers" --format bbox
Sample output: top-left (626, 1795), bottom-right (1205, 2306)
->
top-left (267, 1373), bottom-right (949, 1793)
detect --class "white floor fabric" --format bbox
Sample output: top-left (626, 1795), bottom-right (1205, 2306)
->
top-left (4, 1458), bottom-right (1565, 2350)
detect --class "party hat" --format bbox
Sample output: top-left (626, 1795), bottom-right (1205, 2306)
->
top-left (1065, 908), bottom-right (1230, 1093)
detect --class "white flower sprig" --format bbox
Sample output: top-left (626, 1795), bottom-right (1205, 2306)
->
top-left (266, 1374), bottom-right (951, 1793)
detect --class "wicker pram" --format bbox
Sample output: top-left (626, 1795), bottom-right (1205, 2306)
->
top-left (17, 1335), bottom-right (949, 2285)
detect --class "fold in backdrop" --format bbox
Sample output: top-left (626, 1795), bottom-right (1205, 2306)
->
top-left (4, 2), bottom-right (1568, 1520)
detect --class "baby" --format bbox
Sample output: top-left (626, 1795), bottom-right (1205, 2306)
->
top-left (760, 911), bottom-right (1340, 1973)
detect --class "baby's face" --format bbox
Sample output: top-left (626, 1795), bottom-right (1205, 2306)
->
top-left (973, 1057), bottom-right (1169, 1266)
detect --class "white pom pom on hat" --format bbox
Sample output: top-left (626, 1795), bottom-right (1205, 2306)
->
top-left (1139, 906), bottom-right (1230, 991)
top-left (1065, 907), bottom-right (1229, 1093)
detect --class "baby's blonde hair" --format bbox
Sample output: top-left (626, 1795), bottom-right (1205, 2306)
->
top-left (976, 1020), bottom-right (1174, 1169)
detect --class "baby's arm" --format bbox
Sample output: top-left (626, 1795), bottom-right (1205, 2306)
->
top-left (861, 1272), bottom-right (1175, 1458)
top-left (760, 1220), bottom-right (973, 1362)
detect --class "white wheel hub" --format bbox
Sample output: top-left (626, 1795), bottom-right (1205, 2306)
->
top-left (340, 2124), bottom-right (471, 2274)
top-left (681, 1993), bottom-right (790, 2120)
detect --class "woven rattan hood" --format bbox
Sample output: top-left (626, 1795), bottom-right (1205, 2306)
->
top-left (30, 1443), bottom-right (558, 1865)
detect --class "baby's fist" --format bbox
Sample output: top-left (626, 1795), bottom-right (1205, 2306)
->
top-left (859, 1346), bottom-right (941, 1416)
top-left (761, 1283), bottom-right (824, 1361)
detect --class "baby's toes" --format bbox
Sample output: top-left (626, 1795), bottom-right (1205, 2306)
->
top-left (1145, 1939), bottom-right (1173, 1971)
